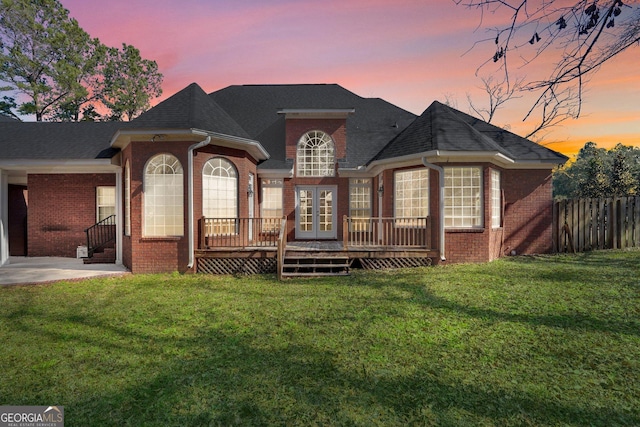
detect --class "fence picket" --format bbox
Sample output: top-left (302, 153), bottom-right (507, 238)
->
top-left (554, 196), bottom-right (640, 253)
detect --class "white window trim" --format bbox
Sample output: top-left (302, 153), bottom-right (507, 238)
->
top-left (349, 178), bottom-right (372, 231)
top-left (491, 169), bottom-right (501, 229)
top-left (394, 168), bottom-right (429, 227)
top-left (296, 130), bottom-right (335, 177)
top-left (143, 153), bottom-right (184, 237)
top-left (444, 166), bottom-right (483, 229)
top-left (96, 186), bottom-right (116, 223)
top-left (203, 157), bottom-right (238, 235)
top-left (261, 178), bottom-right (283, 232)
top-left (124, 161), bottom-right (131, 236)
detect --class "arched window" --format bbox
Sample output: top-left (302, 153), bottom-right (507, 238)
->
top-left (144, 154), bottom-right (183, 236)
top-left (124, 160), bottom-right (131, 236)
top-left (296, 130), bottom-right (335, 177)
top-left (203, 158), bottom-right (237, 233)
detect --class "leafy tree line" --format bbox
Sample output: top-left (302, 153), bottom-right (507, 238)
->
top-left (0, 0), bottom-right (162, 121)
top-left (554, 142), bottom-right (640, 199)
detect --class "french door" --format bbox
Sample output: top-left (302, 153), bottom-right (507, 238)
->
top-left (295, 186), bottom-right (337, 239)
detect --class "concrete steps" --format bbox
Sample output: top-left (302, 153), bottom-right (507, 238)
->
top-left (83, 247), bottom-right (116, 264)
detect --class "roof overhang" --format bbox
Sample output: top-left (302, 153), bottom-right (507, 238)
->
top-left (110, 128), bottom-right (270, 161)
top-left (277, 109), bottom-right (355, 119)
top-left (0, 159), bottom-right (120, 185)
top-left (340, 150), bottom-right (564, 177)
top-left (256, 168), bottom-right (294, 179)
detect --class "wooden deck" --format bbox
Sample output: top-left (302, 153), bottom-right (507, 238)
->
top-left (195, 216), bottom-right (436, 277)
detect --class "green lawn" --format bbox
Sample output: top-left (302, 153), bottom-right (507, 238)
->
top-left (1, 251), bottom-right (639, 426)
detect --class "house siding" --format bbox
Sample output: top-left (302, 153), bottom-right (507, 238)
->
top-left (28, 173), bottom-right (116, 258)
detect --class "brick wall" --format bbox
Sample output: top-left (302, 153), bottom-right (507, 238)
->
top-left (123, 140), bottom-right (259, 274)
top-left (502, 169), bottom-right (554, 256)
top-left (378, 164), bottom-right (553, 264)
top-left (283, 118), bottom-right (350, 241)
top-left (28, 174), bottom-right (116, 257)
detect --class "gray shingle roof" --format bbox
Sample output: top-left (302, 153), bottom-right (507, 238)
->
top-left (132, 83), bottom-right (251, 139)
top-left (209, 84), bottom-right (416, 170)
top-left (373, 101), bottom-right (568, 164)
top-left (0, 115), bottom-right (19, 123)
top-left (0, 122), bottom-right (125, 160)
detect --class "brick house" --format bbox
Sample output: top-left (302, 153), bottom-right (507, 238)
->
top-left (0, 83), bottom-right (567, 274)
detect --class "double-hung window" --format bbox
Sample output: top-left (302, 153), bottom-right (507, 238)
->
top-left (349, 178), bottom-right (371, 231)
top-left (444, 167), bottom-right (482, 228)
top-left (491, 169), bottom-right (501, 228)
top-left (96, 186), bottom-right (116, 222)
top-left (261, 178), bottom-right (283, 232)
top-left (394, 169), bottom-right (429, 227)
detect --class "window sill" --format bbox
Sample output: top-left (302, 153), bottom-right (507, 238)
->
top-left (445, 228), bottom-right (485, 233)
top-left (140, 236), bottom-right (183, 241)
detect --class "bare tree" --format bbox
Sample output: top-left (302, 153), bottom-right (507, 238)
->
top-left (467, 75), bottom-right (524, 124)
top-left (455, 0), bottom-right (640, 137)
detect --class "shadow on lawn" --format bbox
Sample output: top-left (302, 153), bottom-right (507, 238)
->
top-left (355, 256), bottom-right (640, 338)
top-left (69, 318), bottom-right (637, 426)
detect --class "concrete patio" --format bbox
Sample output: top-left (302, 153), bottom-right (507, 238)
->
top-left (0, 257), bottom-right (129, 286)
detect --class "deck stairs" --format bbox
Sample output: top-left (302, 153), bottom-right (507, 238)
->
top-left (281, 241), bottom-right (351, 277)
top-left (281, 250), bottom-right (351, 277)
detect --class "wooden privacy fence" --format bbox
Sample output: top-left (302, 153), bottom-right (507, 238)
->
top-left (553, 197), bottom-right (640, 253)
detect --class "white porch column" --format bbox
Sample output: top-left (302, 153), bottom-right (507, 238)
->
top-left (115, 169), bottom-right (123, 265)
top-left (0, 170), bottom-right (9, 266)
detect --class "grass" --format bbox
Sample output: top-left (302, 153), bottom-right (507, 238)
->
top-left (1, 250), bottom-right (639, 426)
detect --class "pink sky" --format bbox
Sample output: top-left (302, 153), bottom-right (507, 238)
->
top-left (60, 0), bottom-right (639, 157)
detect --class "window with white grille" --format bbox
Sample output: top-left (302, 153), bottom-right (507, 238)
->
top-left (296, 130), bottom-right (335, 177)
top-left (261, 179), bottom-right (283, 232)
top-left (444, 167), bottom-right (482, 228)
top-left (349, 178), bottom-right (371, 231)
top-left (144, 154), bottom-right (184, 236)
top-left (203, 158), bottom-right (237, 234)
top-left (96, 186), bottom-right (116, 222)
top-left (491, 169), bottom-right (501, 228)
top-left (394, 169), bottom-right (429, 226)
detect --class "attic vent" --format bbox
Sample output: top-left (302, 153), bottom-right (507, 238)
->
top-left (392, 122), bottom-right (398, 128)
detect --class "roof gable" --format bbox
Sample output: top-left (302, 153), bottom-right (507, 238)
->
top-left (132, 83), bottom-right (250, 139)
top-left (210, 84), bottom-right (416, 169)
top-left (373, 101), bottom-right (567, 164)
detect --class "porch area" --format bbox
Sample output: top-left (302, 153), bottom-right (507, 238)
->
top-left (195, 217), bottom-right (437, 277)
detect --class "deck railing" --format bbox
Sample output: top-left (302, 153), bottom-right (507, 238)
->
top-left (343, 216), bottom-right (431, 248)
top-left (199, 217), bottom-right (282, 248)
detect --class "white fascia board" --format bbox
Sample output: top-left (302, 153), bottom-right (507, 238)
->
top-left (277, 109), bottom-right (355, 119)
top-left (364, 150), bottom-right (558, 173)
top-left (111, 128), bottom-right (269, 161)
top-left (256, 168), bottom-right (293, 179)
top-left (192, 130), bottom-right (270, 161)
top-left (0, 159), bottom-right (120, 174)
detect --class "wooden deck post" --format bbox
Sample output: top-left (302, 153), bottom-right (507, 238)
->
top-left (342, 215), bottom-right (349, 250)
top-left (199, 216), bottom-right (206, 249)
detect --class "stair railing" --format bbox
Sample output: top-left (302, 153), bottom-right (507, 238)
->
top-left (85, 214), bottom-right (116, 257)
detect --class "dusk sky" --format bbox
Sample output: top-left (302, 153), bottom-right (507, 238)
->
top-left (60, 0), bottom-right (639, 157)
